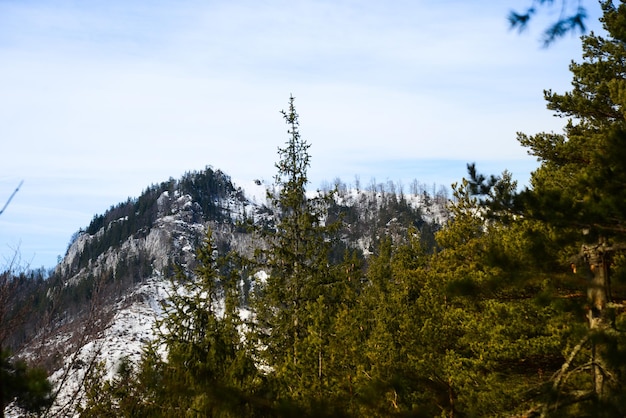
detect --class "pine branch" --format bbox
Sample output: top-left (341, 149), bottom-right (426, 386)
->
top-left (550, 334), bottom-right (588, 391)
top-left (508, 0), bottom-right (587, 46)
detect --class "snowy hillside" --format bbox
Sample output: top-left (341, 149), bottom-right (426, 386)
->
top-left (7, 169), bottom-right (451, 417)
top-left (43, 276), bottom-right (170, 417)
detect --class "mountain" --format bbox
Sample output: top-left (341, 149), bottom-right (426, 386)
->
top-left (5, 166), bottom-right (449, 417)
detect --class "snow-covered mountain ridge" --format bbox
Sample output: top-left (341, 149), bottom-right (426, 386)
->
top-left (10, 168), bottom-right (450, 417)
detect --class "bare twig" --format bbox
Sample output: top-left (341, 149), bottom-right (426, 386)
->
top-left (551, 335), bottom-right (589, 393)
top-left (0, 180), bottom-right (23, 216)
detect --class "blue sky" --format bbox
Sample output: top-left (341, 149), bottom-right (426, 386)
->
top-left (0, 1), bottom-right (605, 269)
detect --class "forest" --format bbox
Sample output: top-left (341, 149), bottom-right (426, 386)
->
top-left (3, 1), bottom-right (626, 417)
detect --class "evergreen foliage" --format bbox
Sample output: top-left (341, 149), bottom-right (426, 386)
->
top-left (80, 230), bottom-right (264, 417)
top-left (0, 349), bottom-right (52, 417)
top-left (509, 0), bottom-right (588, 46)
top-left (251, 96), bottom-right (346, 412)
top-left (75, 91), bottom-right (580, 417)
top-left (469, 1), bottom-right (626, 414)
top-left (82, 167), bottom-right (239, 264)
top-left (41, 16), bottom-right (626, 412)
top-left (0, 267), bottom-right (53, 418)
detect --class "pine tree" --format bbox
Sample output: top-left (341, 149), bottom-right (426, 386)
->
top-left (80, 230), bottom-right (262, 417)
top-left (353, 236), bottom-right (417, 416)
top-left (152, 232), bottom-right (259, 416)
top-left (0, 267), bottom-right (53, 418)
top-left (0, 349), bottom-right (52, 418)
top-left (252, 96), bottom-right (341, 412)
top-left (518, 2), bottom-right (626, 413)
top-left (470, 2), bottom-right (626, 414)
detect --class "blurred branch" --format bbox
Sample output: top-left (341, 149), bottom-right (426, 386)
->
top-left (509, 0), bottom-right (587, 46)
top-left (0, 180), bottom-right (23, 216)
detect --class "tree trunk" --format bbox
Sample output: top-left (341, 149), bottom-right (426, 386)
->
top-left (583, 238), bottom-right (612, 399)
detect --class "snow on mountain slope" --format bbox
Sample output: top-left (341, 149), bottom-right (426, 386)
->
top-left (19, 182), bottom-right (265, 417)
top-left (41, 276), bottom-right (170, 417)
top-left (8, 172), bottom-right (450, 417)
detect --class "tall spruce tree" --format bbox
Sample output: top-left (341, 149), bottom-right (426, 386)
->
top-left (253, 96), bottom-right (340, 412)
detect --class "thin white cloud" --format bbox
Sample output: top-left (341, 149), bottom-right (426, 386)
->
top-left (0, 0), bottom-right (606, 268)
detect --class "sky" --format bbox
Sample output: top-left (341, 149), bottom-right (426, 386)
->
top-left (0, 0), bottom-right (606, 270)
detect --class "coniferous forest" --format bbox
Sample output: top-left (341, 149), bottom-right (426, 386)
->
top-left (4, 2), bottom-right (626, 417)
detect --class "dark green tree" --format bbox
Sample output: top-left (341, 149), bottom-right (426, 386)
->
top-left (150, 236), bottom-right (257, 416)
top-left (434, 180), bottom-right (579, 417)
top-left (342, 179), bottom-right (567, 417)
top-left (1, 349), bottom-right (52, 418)
top-left (252, 96), bottom-right (343, 413)
top-left (79, 230), bottom-right (262, 417)
top-left (471, 1), bottom-right (626, 414)
top-left (0, 266), bottom-right (53, 418)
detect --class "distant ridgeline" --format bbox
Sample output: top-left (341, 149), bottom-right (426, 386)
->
top-left (29, 167), bottom-right (253, 335)
top-left (5, 167), bottom-right (449, 356)
top-left (83, 167), bottom-right (242, 244)
top-left (55, 168), bottom-right (449, 303)
top-left (68, 168), bottom-right (448, 278)
top-left (73, 167), bottom-right (245, 270)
